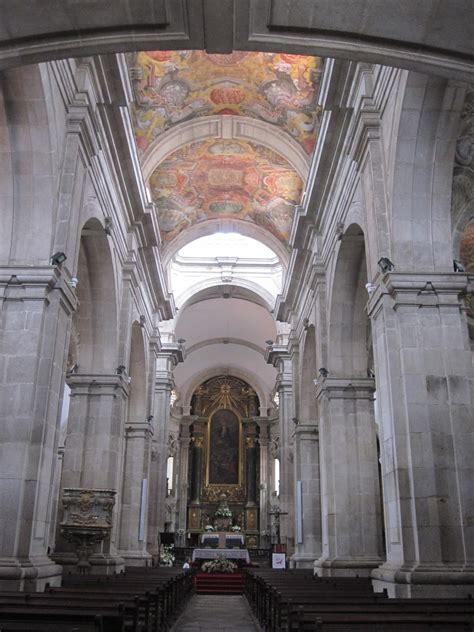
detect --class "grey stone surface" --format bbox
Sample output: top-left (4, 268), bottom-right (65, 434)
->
top-left (171, 595), bottom-right (261, 632)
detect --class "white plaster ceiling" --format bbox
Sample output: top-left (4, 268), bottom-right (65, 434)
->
top-left (173, 297), bottom-right (277, 404)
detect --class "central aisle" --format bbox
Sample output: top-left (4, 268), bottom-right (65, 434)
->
top-left (170, 594), bottom-right (262, 631)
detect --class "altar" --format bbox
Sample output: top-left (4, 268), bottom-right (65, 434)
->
top-left (192, 548), bottom-right (250, 564)
top-left (200, 532), bottom-right (245, 548)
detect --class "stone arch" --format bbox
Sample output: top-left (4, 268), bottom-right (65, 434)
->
top-left (180, 366), bottom-right (268, 414)
top-left (73, 217), bottom-right (119, 373)
top-left (128, 322), bottom-right (148, 423)
top-left (162, 218), bottom-right (290, 268)
top-left (328, 223), bottom-right (370, 377)
top-left (142, 116), bottom-right (309, 183)
top-left (0, 7), bottom-right (472, 81)
top-left (0, 65), bottom-right (56, 264)
top-left (176, 278), bottom-right (275, 313)
top-left (389, 74), bottom-right (466, 273)
top-left (300, 324), bottom-right (318, 424)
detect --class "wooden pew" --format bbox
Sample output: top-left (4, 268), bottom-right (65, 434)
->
top-left (0, 566), bottom-right (193, 632)
top-left (244, 569), bottom-right (474, 632)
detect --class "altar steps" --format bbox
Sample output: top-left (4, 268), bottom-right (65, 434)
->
top-left (195, 572), bottom-right (245, 594)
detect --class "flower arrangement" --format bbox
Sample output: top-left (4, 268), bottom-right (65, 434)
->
top-left (201, 555), bottom-right (237, 574)
top-left (231, 525), bottom-right (241, 532)
top-left (215, 507), bottom-right (232, 518)
top-left (204, 524), bottom-right (215, 532)
top-left (160, 544), bottom-right (175, 566)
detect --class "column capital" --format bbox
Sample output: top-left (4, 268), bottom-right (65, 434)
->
top-left (124, 422), bottom-right (153, 439)
top-left (0, 265), bottom-right (77, 314)
top-left (293, 423), bottom-right (319, 440)
top-left (315, 377), bottom-right (375, 401)
top-left (367, 271), bottom-right (469, 318)
top-left (66, 373), bottom-right (130, 397)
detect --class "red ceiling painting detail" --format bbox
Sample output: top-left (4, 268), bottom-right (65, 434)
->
top-left (128, 50), bottom-right (323, 155)
top-left (148, 139), bottom-right (303, 243)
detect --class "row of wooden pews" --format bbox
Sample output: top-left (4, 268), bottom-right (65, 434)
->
top-left (245, 568), bottom-right (474, 632)
top-left (0, 566), bottom-right (193, 631)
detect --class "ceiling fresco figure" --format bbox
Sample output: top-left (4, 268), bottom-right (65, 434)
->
top-left (128, 50), bottom-right (323, 155)
top-left (148, 139), bottom-right (303, 242)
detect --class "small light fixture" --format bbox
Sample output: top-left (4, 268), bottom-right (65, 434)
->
top-left (147, 415), bottom-right (154, 422)
top-left (292, 417), bottom-right (299, 425)
top-left (116, 365), bottom-right (126, 375)
top-left (177, 338), bottom-right (186, 344)
top-left (139, 315), bottom-right (146, 327)
top-left (303, 318), bottom-right (309, 331)
top-left (50, 251), bottom-right (67, 266)
top-left (319, 367), bottom-right (328, 378)
top-left (104, 216), bottom-right (113, 236)
top-left (453, 259), bottom-right (465, 272)
top-left (265, 340), bottom-right (274, 347)
top-left (365, 282), bottom-right (376, 294)
top-left (377, 257), bottom-right (394, 273)
top-left (68, 277), bottom-right (79, 289)
top-left (335, 222), bottom-right (344, 240)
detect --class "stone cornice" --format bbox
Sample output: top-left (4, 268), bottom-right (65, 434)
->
top-left (315, 377), bottom-right (375, 401)
top-left (124, 421), bottom-right (153, 438)
top-left (367, 272), bottom-right (470, 319)
top-left (0, 266), bottom-right (77, 314)
top-left (66, 373), bottom-right (130, 397)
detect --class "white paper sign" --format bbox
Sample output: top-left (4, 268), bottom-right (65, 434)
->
top-left (272, 553), bottom-right (286, 569)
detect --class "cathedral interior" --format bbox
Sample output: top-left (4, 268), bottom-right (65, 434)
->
top-left (0, 0), bottom-right (473, 604)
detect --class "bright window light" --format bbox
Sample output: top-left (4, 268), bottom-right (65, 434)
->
top-left (178, 233), bottom-right (277, 259)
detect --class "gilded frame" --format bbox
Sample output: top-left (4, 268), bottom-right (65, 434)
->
top-left (204, 405), bottom-right (245, 489)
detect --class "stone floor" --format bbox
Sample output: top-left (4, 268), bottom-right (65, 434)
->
top-left (170, 594), bottom-right (262, 631)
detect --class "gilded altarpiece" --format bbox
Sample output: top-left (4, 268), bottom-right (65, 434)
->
top-left (187, 376), bottom-right (260, 544)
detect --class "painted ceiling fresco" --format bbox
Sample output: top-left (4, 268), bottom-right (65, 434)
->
top-left (148, 139), bottom-right (303, 243)
top-left (128, 50), bottom-right (323, 155)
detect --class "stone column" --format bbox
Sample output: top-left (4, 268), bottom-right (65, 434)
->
top-left (292, 424), bottom-right (322, 568)
top-left (368, 273), bottom-right (474, 597)
top-left (147, 345), bottom-right (182, 556)
top-left (244, 421), bottom-right (258, 506)
top-left (258, 421), bottom-right (271, 547)
top-left (267, 350), bottom-right (295, 551)
top-left (0, 267), bottom-right (75, 590)
top-left (117, 421), bottom-right (153, 565)
top-left (176, 419), bottom-right (194, 543)
top-left (57, 373), bottom-right (129, 572)
top-left (314, 377), bottom-right (383, 577)
top-left (188, 420), bottom-right (206, 532)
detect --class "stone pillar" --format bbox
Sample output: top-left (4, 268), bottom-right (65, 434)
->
top-left (292, 424), bottom-right (322, 568)
top-left (176, 419), bottom-right (193, 543)
top-left (117, 421), bottom-right (153, 565)
top-left (368, 273), bottom-right (474, 597)
top-left (267, 350), bottom-right (295, 552)
top-left (147, 345), bottom-right (182, 556)
top-left (244, 421), bottom-right (258, 506)
top-left (258, 421), bottom-right (271, 547)
top-left (57, 373), bottom-right (129, 572)
top-left (0, 267), bottom-right (75, 590)
top-left (187, 420), bottom-right (206, 532)
top-left (314, 377), bottom-right (383, 576)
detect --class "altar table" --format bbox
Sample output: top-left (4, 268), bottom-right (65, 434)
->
top-left (192, 548), bottom-right (250, 564)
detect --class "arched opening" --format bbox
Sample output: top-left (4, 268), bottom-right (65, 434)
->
top-left (73, 218), bottom-right (118, 373)
top-left (184, 375), bottom-right (260, 547)
top-left (459, 221), bottom-right (474, 362)
top-left (315, 223), bottom-right (384, 576)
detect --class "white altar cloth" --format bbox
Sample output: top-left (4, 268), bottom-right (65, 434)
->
top-left (192, 548), bottom-right (250, 564)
